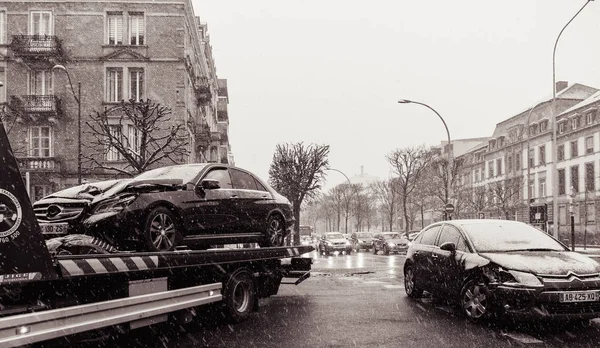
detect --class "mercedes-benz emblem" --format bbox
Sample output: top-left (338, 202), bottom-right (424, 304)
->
top-left (46, 205), bottom-right (62, 219)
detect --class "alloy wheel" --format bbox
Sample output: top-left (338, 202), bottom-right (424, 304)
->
top-left (462, 282), bottom-right (488, 319)
top-left (149, 213), bottom-right (176, 251)
top-left (405, 268), bottom-right (415, 294)
top-left (267, 216), bottom-right (284, 246)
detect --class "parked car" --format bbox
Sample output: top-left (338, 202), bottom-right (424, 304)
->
top-left (350, 232), bottom-right (375, 252)
top-left (318, 232), bottom-right (352, 255)
top-left (408, 231), bottom-right (421, 242)
top-left (32, 163), bottom-right (295, 252)
top-left (404, 219), bottom-right (600, 323)
top-left (372, 232), bottom-right (409, 255)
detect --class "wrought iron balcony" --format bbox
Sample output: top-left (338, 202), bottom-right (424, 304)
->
top-left (217, 98), bottom-right (228, 122)
top-left (17, 157), bottom-right (61, 172)
top-left (10, 35), bottom-right (65, 60)
top-left (194, 77), bottom-right (212, 106)
top-left (10, 95), bottom-right (62, 119)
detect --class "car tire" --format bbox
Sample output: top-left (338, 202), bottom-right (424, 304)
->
top-left (404, 265), bottom-right (423, 299)
top-left (259, 214), bottom-right (285, 247)
top-left (221, 269), bottom-right (255, 323)
top-left (384, 245), bottom-right (390, 255)
top-left (460, 279), bottom-right (491, 323)
top-left (346, 249), bottom-right (352, 255)
top-left (143, 206), bottom-right (182, 252)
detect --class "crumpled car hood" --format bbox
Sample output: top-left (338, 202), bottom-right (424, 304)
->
top-left (480, 251), bottom-right (600, 276)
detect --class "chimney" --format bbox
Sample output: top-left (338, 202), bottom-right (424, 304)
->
top-left (360, 166), bottom-right (364, 176)
top-left (555, 81), bottom-right (568, 93)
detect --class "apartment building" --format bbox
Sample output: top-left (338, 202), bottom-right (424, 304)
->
top-left (0, 0), bottom-right (232, 201)
top-left (452, 82), bottom-right (600, 243)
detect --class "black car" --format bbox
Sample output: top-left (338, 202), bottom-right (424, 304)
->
top-left (350, 232), bottom-right (375, 252)
top-left (372, 232), bottom-right (409, 255)
top-left (404, 219), bottom-right (600, 322)
top-left (33, 164), bottom-right (294, 252)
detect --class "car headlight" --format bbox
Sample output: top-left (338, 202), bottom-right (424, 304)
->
top-left (345, 241), bottom-right (351, 246)
top-left (93, 195), bottom-right (137, 214)
top-left (506, 270), bottom-right (543, 287)
top-left (388, 242), bottom-right (396, 247)
top-left (325, 241), bottom-right (332, 245)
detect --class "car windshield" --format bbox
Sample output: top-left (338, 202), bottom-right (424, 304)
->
top-left (325, 233), bottom-right (345, 240)
top-left (134, 165), bottom-right (208, 183)
top-left (356, 233), bottom-right (373, 238)
top-left (383, 234), bottom-right (401, 239)
top-left (461, 221), bottom-right (566, 252)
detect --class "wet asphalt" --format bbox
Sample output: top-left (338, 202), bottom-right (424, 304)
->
top-left (38, 249), bottom-right (600, 348)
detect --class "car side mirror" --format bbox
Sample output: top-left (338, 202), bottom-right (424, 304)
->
top-left (440, 242), bottom-right (456, 253)
top-left (201, 179), bottom-right (221, 190)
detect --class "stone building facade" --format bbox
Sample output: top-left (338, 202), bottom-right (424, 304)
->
top-left (0, 0), bottom-right (232, 201)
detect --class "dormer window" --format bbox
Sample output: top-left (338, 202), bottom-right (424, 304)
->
top-left (559, 121), bottom-right (566, 134)
top-left (571, 115), bottom-right (581, 130)
top-left (498, 136), bottom-right (505, 147)
top-left (529, 124), bottom-right (537, 136)
top-left (539, 120), bottom-right (548, 132)
top-left (587, 111), bottom-right (597, 125)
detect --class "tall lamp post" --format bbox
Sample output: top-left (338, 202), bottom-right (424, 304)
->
top-left (551, 0), bottom-right (594, 239)
top-left (52, 65), bottom-right (82, 185)
top-left (398, 99), bottom-right (453, 219)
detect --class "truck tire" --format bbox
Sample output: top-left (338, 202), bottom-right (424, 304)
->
top-left (222, 269), bottom-right (256, 323)
top-left (143, 206), bottom-right (182, 252)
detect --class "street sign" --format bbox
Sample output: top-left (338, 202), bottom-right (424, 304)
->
top-left (444, 203), bottom-right (455, 214)
top-left (478, 212), bottom-right (485, 219)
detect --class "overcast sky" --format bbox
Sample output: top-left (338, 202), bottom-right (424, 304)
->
top-left (191, 0), bottom-right (600, 190)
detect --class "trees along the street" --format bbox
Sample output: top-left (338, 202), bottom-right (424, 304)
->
top-left (369, 178), bottom-right (401, 231)
top-left (268, 142), bottom-right (330, 245)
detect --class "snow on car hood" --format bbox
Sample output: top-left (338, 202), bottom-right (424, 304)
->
top-left (480, 251), bottom-right (600, 275)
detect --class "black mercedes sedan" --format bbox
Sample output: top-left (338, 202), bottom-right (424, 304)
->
top-left (33, 164), bottom-right (294, 252)
top-left (404, 219), bottom-right (600, 322)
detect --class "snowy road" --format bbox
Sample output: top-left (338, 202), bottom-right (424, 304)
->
top-left (39, 250), bottom-right (600, 348)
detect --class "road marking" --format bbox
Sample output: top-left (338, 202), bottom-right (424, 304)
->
top-left (383, 285), bottom-right (404, 289)
top-left (501, 332), bottom-right (544, 345)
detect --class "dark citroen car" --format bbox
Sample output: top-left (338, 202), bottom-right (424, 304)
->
top-left (33, 164), bottom-right (294, 252)
top-left (404, 219), bottom-right (600, 322)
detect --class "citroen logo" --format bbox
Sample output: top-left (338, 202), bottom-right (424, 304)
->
top-left (46, 205), bottom-right (62, 219)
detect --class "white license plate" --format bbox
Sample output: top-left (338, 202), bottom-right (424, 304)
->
top-left (558, 291), bottom-right (600, 303)
top-left (39, 223), bottom-right (68, 235)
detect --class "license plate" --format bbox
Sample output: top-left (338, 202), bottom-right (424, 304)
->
top-left (39, 223), bottom-right (68, 235)
top-left (558, 291), bottom-right (600, 303)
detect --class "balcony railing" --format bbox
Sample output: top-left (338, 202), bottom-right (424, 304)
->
top-left (17, 157), bottom-right (61, 172)
top-left (11, 35), bottom-right (65, 59)
top-left (194, 77), bottom-right (212, 106)
top-left (10, 95), bottom-right (62, 117)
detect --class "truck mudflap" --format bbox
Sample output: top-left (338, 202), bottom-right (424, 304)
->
top-left (0, 122), bottom-right (57, 283)
top-left (0, 282), bottom-right (222, 347)
top-left (280, 257), bottom-right (313, 285)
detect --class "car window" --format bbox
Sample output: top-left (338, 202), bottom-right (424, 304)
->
top-left (419, 225), bottom-right (441, 245)
top-left (437, 224), bottom-right (468, 252)
top-left (230, 169), bottom-right (258, 190)
top-left (254, 178), bottom-right (268, 192)
top-left (203, 168), bottom-right (233, 189)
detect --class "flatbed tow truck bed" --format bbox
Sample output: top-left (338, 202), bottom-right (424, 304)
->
top-left (0, 122), bottom-right (313, 347)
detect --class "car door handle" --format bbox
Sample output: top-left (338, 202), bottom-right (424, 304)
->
top-left (230, 195), bottom-right (238, 199)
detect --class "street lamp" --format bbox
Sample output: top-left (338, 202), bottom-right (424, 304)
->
top-left (551, 0), bottom-right (594, 239)
top-left (52, 64), bottom-right (82, 185)
top-left (398, 99), bottom-right (453, 219)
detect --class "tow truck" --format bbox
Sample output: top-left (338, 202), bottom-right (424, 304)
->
top-left (0, 123), bottom-right (313, 347)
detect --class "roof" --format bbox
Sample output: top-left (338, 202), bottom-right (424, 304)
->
top-left (560, 90), bottom-right (600, 116)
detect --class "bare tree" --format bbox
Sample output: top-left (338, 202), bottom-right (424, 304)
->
top-left (353, 185), bottom-right (376, 232)
top-left (83, 99), bottom-right (189, 176)
top-left (387, 145), bottom-right (433, 235)
top-left (369, 178), bottom-right (400, 231)
top-left (268, 142), bottom-right (330, 244)
top-left (488, 178), bottom-right (523, 219)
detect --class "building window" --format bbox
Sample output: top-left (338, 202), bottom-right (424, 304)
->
top-left (0, 67), bottom-right (5, 103)
top-left (30, 11), bottom-right (52, 35)
top-left (539, 178), bottom-right (546, 198)
top-left (127, 125), bottom-right (141, 156)
top-left (587, 111), bottom-right (596, 125)
top-left (515, 153), bottom-right (521, 171)
top-left (106, 125), bottom-right (123, 161)
top-left (475, 169), bottom-right (480, 182)
top-left (559, 122), bottom-right (566, 134)
top-left (540, 121), bottom-right (548, 132)
top-left (507, 155), bottom-right (513, 172)
top-left (496, 158), bottom-right (502, 176)
top-left (528, 180), bottom-right (534, 200)
top-left (29, 70), bottom-right (53, 95)
top-left (558, 144), bottom-right (565, 161)
top-left (106, 68), bottom-right (123, 102)
top-left (107, 12), bottom-right (123, 45)
top-left (539, 145), bottom-right (545, 165)
top-left (0, 10), bottom-right (6, 44)
top-left (571, 165), bottom-right (579, 193)
top-left (488, 161), bottom-right (493, 178)
top-left (528, 148), bottom-right (534, 168)
top-left (586, 162), bottom-right (595, 192)
top-left (29, 126), bottom-right (52, 157)
top-left (129, 68), bottom-right (144, 101)
top-left (571, 140), bottom-right (578, 158)
top-left (586, 136), bottom-right (594, 154)
top-left (586, 202), bottom-right (595, 223)
top-left (129, 12), bottom-right (145, 45)
top-left (558, 169), bottom-right (565, 195)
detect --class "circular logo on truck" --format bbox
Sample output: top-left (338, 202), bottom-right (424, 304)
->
top-left (0, 189), bottom-right (22, 238)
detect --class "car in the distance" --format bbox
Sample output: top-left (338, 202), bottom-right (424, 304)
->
top-left (350, 232), bottom-right (375, 252)
top-left (372, 232), bottom-right (409, 255)
top-left (318, 232), bottom-right (352, 256)
top-left (404, 219), bottom-right (600, 323)
top-left (33, 163), bottom-right (294, 252)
